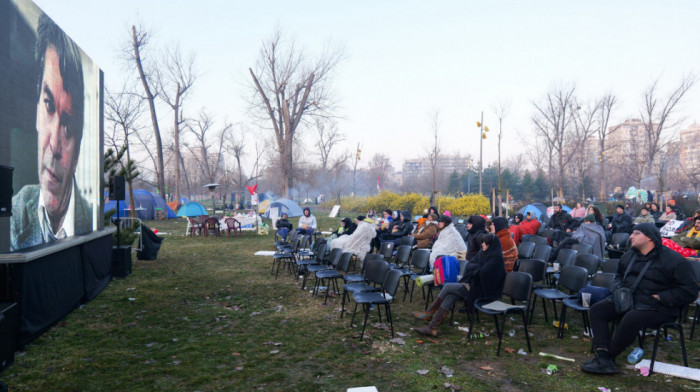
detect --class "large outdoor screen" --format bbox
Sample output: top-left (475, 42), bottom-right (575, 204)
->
top-left (1, 0), bottom-right (103, 252)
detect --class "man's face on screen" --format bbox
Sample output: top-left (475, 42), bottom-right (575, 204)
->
top-left (36, 45), bottom-right (80, 219)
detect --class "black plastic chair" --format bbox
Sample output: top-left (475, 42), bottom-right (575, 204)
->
top-left (518, 259), bottom-right (547, 290)
top-left (547, 248), bottom-right (578, 284)
top-left (472, 272), bottom-right (533, 356)
top-left (517, 242), bottom-right (536, 259)
top-left (311, 248), bottom-right (343, 296)
top-left (649, 321), bottom-right (689, 375)
top-left (686, 260), bottom-right (700, 339)
top-left (521, 234), bottom-right (536, 243)
top-left (272, 237), bottom-right (301, 279)
top-left (574, 253), bottom-right (601, 278)
top-left (531, 236), bottom-right (549, 247)
top-left (408, 249), bottom-right (431, 303)
top-left (607, 233), bottom-right (630, 259)
top-left (392, 245), bottom-right (412, 268)
top-left (571, 243), bottom-right (593, 255)
top-left (531, 265), bottom-right (588, 323)
top-left (379, 241), bottom-right (395, 262)
top-left (341, 258), bottom-right (390, 319)
top-left (532, 245), bottom-right (552, 263)
top-left (601, 258), bottom-right (619, 274)
top-left (315, 251), bottom-right (354, 305)
top-left (557, 272), bottom-right (615, 339)
top-left (296, 243), bottom-right (327, 289)
top-left (351, 269), bottom-right (403, 341)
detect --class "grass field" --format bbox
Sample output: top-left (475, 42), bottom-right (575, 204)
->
top-left (3, 213), bottom-right (699, 391)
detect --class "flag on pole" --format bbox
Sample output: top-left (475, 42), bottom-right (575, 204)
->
top-left (377, 176), bottom-right (381, 192)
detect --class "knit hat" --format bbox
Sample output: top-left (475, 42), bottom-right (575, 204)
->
top-left (584, 214), bottom-right (595, 222)
top-left (633, 223), bottom-right (662, 248)
top-left (616, 204), bottom-right (625, 210)
top-left (492, 217), bottom-right (509, 232)
top-left (357, 215), bottom-right (366, 222)
top-left (443, 210), bottom-right (452, 217)
top-left (439, 215), bottom-right (452, 225)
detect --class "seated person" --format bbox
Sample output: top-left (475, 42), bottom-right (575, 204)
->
top-left (330, 217), bottom-right (356, 240)
top-left (509, 212), bottom-right (541, 246)
top-left (624, 202), bottom-right (636, 217)
top-left (658, 205), bottom-right (677, 223)
top-left (429, 215), bottom-right (468, 268)
top-left (412, 233), bottom-right (506, 336)
top-left (650, 203), bottom-right (662, 220)
top-left (296, 207), bottom-right (317, 236)
top-left (366, 209), bottom-right (377, 222)
top-left (275, 213), bottom-right (293, 241)
top-left (371, 209), bottom-right (394, 252)
top-left (547, 204), bottom-right (574, 242)
top-left (511, 213), bottom-right (524, 226)
top-left (582, 223), bottom-right (698, 374)
top-left (492, 217), bottom-right (518, 272)
top-left (465, 215), bottom-right (488, 261)
top-left (674, 209), bottom-right (700, 235)
top-left (571, 202), bottom-right (587, 218)
top-left (550, 214), bottom-right (606, 261)
top-left (411, 213), bottom-right (439, 249)
top-left (609, 205), bottom-right (634, 234)
top-left (330, 216), bottom-right (377, 261)
top-left (671, 216), bottom-right (700, 250)
top-left (633, 207), bottom-right (655, 224)
top-left (378, 210), bottom-right (414, 246)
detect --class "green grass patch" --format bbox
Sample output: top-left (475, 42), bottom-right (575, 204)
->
top-left (3, 213), bottom-right (699, 391)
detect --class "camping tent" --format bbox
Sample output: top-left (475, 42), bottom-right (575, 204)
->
top-left (257, 199), bottom-right (271, 214)
top-left (105, 189), bottom-right (177, 220)
top-left (264, 198), bottom-right (304, 218)
top-left (517, 202), bottom-right (548, 222)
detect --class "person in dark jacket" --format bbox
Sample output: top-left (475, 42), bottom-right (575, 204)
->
top-left (582, 223), bottom-right (699, 374)
top-left (275, 213), bottom-right (293, 241)
top-left (412, 233), bottom-right (506, 336)
top-left (610, 205), bottom-right (634, 234)
top-left (650, 203), bottom-right (662, 221)
top-left (550, 215), bottom-right (606, 261)
top-left (547, 204), bottom-right (573, 232)
top-left (465, 215), bottom-right (487, 261)
top-left (337, 217), bottom-right (356, 237)
top-left (380, 210), bottom-right (414, 246)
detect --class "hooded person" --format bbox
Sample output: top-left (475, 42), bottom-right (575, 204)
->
top-left (509, 214), bottom-right (542, 246)
top-left (583, 223), bottom-right (698, 374)
top-left (330, 216), bottom-right (377, 261)
top-left (413, 233), bottom-right (506, 336)
top-left (411, 213), bottom-right (439, 248)
top-left (512, 213), bottom-right (524, 226)
top-left (550, 214), bottom-right (606, 261)
top-left (465, 215), bottom-right (487, 261)
top-left (296, 207), bottom-right (317, 236)
top-left (380, 210), bottom-right (414, 246)
top-left (429, 215), bottom-right (467, 268)
top-left (492, 217), bottom-right (518, 272)
top-left (337, 217), bottom-right (356, 237)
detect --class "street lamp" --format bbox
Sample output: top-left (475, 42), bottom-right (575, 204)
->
top-left (203, 183), bottom-right (220, 215)
top-left (476, 111), bottom-right (489, 195)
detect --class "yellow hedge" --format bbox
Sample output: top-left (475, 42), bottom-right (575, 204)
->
top-left (322, 192), bottom-right (490, 218)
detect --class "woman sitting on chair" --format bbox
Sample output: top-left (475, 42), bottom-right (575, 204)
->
top-left (412, 233), bottom-right (506, 336)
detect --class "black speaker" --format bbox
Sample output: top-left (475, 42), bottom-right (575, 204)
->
top-left (110, 175), bottom-right (125, 200)
top-left (0, 165), bottom-right (13, 217)
top-left (0, 303), bottom-right (17, 374)
top-left (112, 246), bottom-right (132, 278)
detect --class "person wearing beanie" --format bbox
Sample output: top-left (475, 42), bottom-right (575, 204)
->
top-left (336, 217), bottom-right (357, 237)
top-left (428, 214), bottom-right (467, 268)
top-left (410, 213), bottom-right (439, 248)
top-left (582, 223), bottom-right (698, 374)
top-left (610, 204), bottom-right (634, 234)
top-left (492, 217), bottom-right (518, 272)
top-left (550, 214), bottom-right (606, 261)
top-left (634, 207), bottom-right (655, 224)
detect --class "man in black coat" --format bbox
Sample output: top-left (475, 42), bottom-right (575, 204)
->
top-left (546, 204), bottom-right (573, 243)
top-left (465, 215), bottom-right (487, 261)
top-left (610, 204), bottom-right (634, 234)
top-left (582, 223), bottom-right (699, 374)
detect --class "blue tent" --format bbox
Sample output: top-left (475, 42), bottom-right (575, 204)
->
top-left (517, 202), bottom-right (548, 222)
top-left (177, 202), bottom-right (208, 217)
top-left (264, 198), bottom-right (304, 218)
top-left (105, 189), bottom-right (177, 220)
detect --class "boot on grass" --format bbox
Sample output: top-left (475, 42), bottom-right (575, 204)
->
top-left (415, 307), bottom-right (448, 336)
top-left (412, 297), bottom-right (443, 321)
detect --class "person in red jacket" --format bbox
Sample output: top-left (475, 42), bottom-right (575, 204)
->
top-left (509, 212), bottom-right (542, 245)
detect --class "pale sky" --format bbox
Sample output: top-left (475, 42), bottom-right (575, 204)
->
top-left (33, 0), bottom-right (700, 173)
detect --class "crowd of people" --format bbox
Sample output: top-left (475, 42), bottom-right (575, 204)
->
top-left (273, 202), bottom-right (700, 375)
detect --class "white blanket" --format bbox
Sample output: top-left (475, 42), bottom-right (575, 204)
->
top-left (331, 221), bottom-right (377, 261)
top-left (430, 224), bottom-right (467, 267)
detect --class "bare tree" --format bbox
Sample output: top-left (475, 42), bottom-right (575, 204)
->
top-left (128, 24), bottom-right (167, 197)
top-left (532, 85), bottom-right (577, 200)
top-left (597, 93), bottom-right (619, 201)
top-left (640, 75), bottom-right (696, 182)
top-left (682, 152), bottom-right (700, 195)
top-left (368, 153), bottom-right (393, 194)
top-left (426, 111), bottom-right (441, 203)
top-left (493, 101), bottom-right (510, 214)
top-left (314, 118), bottom-right (344, 172)
top-left (185, 110), bottom-right (232, 185)
top-left (521, 133), bottom-right (549, 174)
top-left (105, 83), bottom-right (145, 216)
top-left (248, 30), bottom-right (343, 197)
top-left (158, 44), bottom-right (197, 202)
top-left (503, 153), bottom-right (527, 176)
top-left (569, 99), bottom-right (601, 200)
